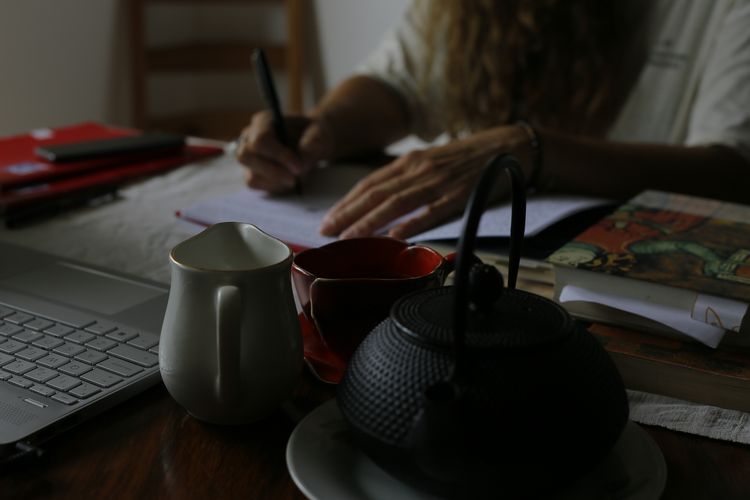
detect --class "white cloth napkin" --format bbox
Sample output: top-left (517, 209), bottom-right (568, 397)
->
top-left (628, 390), bottom-right (750, 444)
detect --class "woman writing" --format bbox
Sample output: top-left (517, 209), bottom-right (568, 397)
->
top-left (237, 0), bottom-right (750, 240)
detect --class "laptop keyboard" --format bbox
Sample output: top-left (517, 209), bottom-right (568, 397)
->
top-left (0, 303), bottom-right (159, 407)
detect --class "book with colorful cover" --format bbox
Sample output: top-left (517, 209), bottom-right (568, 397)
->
top-left (547, 191), bottom-right (750, 347)
top-left (590, 322), bottom-right (750, 413)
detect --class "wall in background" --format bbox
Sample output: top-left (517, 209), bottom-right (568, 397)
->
top-left (0, 0), bottom-right (409, 136)
top-left (313, 0), bottom-right (407, 89)
top-left (0, 0), bottom-right (130, 136)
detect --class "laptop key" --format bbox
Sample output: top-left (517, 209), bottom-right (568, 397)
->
top-left (0, 323), bottom-right (24, 337)
top-left (59, 361), bottom-right (93, 377)
top-left (4, 312), bottom-right (34, 325)
top-left (75, 350), bottom-right (108, 365)
top-left (47, 374), bottom-right (82, 392)
top-left (105, 330), bottom-right (138, 342)
top-left (98, 357), bottom-right (143, 377)
top-left (0, 340), bottom-right (26, 354)
top-left (44, 324), bottom-right (76, 337)
top-left (0, 306), bottom-right (14, 318)
top-left (0, 370), bottom-right (11, 380)
top-left (37, 353), bottom-right (70, 369)
top-left (85, 322), bottom-right (118, 335)
top-left (30, 384), bottom-right (56, 397)
top-left (81, 369), bottom-right (122, 388)
top-left (51, 393), bottom-right (78, 405)
top-left (53, 342), bottom-right (86, 357)
top-left (85, 338), bottom-right (118, 352)
top-left (8, 376), bottom-right (33, 388)
top-left (23, 318), bottom-right (55, 331)
top-left (127, 334), bottom-right (159, 350)
top-left (4, 360), bottom-right (36, 375)
top-left (69, 382), bottom-right (100, 399)
top-left (16, 347), bottom-right (47, 361)
top-left (64, 331), bottom-right (96, 345)
top-left (32, 335), bottom-right (65, 350)
top-left (12, 330), bottom-right (44, 344)
top-left (0, 352), bottom-right (14, 366)
top-left (107, 344), bottom-right (158, 367)
top-left (26, 367), bottom-right (59, 383)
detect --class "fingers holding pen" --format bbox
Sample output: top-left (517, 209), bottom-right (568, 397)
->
top-left (237, 112), bottom-right (337, 194)
top-left (242, 155), bottom-right (298, 193)
top-left (298, 119), bottom-right (335, 172)
top-left (248, 113), bottom-right (302, 169)
top-left (236, 112), bottom-right (304, 191)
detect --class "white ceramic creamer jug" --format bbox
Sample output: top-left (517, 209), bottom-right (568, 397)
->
top-left (160, 222), bottom-right (302, 424)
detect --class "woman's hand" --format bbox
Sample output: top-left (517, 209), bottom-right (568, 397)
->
top-left (319, 125), bottom-right (534, 240)
top-left (235, 111), bottom-right (335, 193)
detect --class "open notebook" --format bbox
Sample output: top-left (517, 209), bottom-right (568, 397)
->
top-left (176, 163), bottom-right (612, 251)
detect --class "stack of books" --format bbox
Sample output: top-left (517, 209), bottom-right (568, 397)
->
top-left (0, 122), bottom-right (223, 225)
top-left (589, 322), bottom-right (750, 413)
top-left (547, 190), bottom-right (750, 411)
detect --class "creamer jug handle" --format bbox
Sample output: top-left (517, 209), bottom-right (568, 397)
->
top-left (215, 285), bottom-right (242, 406)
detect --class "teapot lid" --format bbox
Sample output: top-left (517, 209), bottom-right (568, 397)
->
top-left (392, 285), bottom-right (572, 350)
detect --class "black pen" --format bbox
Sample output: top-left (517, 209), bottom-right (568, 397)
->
top-left (252, 48), bottom-right (302, 195)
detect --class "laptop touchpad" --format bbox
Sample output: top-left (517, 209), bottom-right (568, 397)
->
top-left (1, 261), bottom-right (164, 316)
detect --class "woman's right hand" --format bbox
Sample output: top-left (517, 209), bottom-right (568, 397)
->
top-left (235, 111), bottom-right (335, 193)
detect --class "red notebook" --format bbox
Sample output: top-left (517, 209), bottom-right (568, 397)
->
top-left (0, 122), bottom-right (223, 220)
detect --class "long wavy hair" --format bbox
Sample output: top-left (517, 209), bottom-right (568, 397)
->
top-left (420, 0), bottom-right (642, 136)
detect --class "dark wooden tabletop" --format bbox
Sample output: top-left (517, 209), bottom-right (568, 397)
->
top-left (3, 368), bottom-right (750, 500)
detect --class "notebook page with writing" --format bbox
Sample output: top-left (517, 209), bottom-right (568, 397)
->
top-left (177, 164), bottom-right (366, 249)
top-left (176, 163), bottom-right (610, 248)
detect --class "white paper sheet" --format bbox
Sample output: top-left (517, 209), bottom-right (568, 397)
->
top-left (177, 164), bottom-right (610, 247)
top-left (559, 284), bottom-right (727, 347)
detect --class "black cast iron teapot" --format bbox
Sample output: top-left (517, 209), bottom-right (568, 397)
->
top-left (337, 154), bottom-right (629, 498)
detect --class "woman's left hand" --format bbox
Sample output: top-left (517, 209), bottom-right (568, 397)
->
top-left (319, 125), bottom-right (533, 240)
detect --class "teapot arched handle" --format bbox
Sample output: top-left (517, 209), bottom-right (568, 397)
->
top-left (451, 154), bottom-right (526, 379)
top-left (407, 154), bottom-right (526, 482)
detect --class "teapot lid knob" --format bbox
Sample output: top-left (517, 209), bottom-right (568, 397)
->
top-left (468, 263), bottom-right (504, 313)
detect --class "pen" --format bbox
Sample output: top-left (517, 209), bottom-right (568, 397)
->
top-left (252, 48), bottom-right (302, 195)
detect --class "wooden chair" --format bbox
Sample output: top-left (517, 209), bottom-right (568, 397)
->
top-left (128, 0), bottom-right (303, 140)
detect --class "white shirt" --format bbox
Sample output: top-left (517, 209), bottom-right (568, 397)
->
top-left (358, 0), bottom-right (750, 162)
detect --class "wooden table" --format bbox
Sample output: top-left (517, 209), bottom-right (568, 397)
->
top-left (2, 367), bottom-right (750, 500)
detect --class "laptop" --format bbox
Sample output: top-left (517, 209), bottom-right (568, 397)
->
top-left (0, 241), bottom-right (169, 463)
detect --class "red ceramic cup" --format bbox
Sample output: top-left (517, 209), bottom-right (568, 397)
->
top-left (292, 237), bottom-right (455, 363)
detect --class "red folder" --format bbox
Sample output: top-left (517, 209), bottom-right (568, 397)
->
top-left (0, 122), bottom-right (223, 221)
top-left (1, 123), bottom-right (137, 190)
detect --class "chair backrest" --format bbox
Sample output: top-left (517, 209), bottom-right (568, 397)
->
top-left (128, 0), bottom-right (305, 140)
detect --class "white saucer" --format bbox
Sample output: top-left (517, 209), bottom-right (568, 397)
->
top-left (286, 400), bottom-right (667, 500)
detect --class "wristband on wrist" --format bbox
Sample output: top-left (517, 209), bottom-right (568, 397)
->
top-left (515, 120), bottom-right (543, 191)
